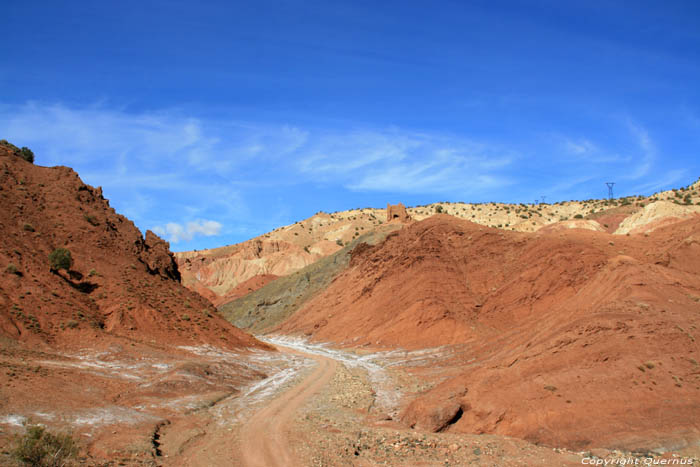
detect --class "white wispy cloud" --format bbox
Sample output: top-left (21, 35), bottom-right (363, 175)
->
top-left (152, 219), bottom-right (223, 244)
top-left (0, 102), bottom-right (211, 167)
top-left (556, 135), bottom-right (626, 164)
top-left (629, 169), bottom-right (688, 195)
top-left (563, 137), bottom-right (598, 155)
top-left (297, 129), bottom-right (514, 194)
top-left (1, 100), bottom-right (692, 248)
top-left (0, 102), bottom-right (257, 245)
top-left (624, 122), bottom-right (656, 180)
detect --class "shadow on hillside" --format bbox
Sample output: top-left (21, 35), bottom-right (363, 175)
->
top-left (54, 270), bottom-right (100, 294)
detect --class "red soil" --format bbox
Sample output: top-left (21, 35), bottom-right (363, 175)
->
top-left (588, 204), bottom-right (641, 233)
top-left (183, 274), bottom-right (279, 306)
top-left (225, 274), bottom-right (279, 303)
top-left (278, 214), bottom-right (700, 451)
top-left (0, 145), bottom-right (265, 351)
top-left (0, 144), bottom-right (273, 464)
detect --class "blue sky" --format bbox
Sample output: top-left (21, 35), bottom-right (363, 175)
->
top-left (2, 0), bottom-right (699, 250)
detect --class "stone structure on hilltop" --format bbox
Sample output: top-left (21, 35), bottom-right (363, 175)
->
top-left (387, 203), bottom-right (411, 223)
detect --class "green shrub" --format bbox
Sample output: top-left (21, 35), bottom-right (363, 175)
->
top-left (18, 147), bottom-right (34, 163)
top-left (573, 214), bottom-right (584, 219)
top-left (0, 139), bottom-right (19, 152)
top-left (435, 205), bottom-right (443, 214)
top-left (11, 424), bottom-right (78, 466)
top-left (6, 263), bottom-right (20, 275)
top-left (23, 223), bottom-right (35, 232)
top-left (1, 141), bottom-right (35, 163)
top-left (48, 248), bottom-right (73, 272)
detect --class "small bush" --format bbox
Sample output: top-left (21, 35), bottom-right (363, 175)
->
top-left (6, 263), bottom-right (20, 275)
top-left (18, 147), bottom-right (35, 163)
top-left (435, 205), bottom-right (443, 214)
top-left (573, 214), bottom-right (584, 219)
top-left (1, 141), bottom-right (35, 163)
top-left (48, 248), bottom-right (73, 272)
top-left (23, 223), bottom-right (35, 232)
top-left (11, 424), bottom-right (78, 466)
top-left (87, 269), bottom-right (97, 277)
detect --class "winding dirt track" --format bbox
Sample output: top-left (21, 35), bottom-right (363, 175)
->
top-left (239, 345), bottom-right (338, 467)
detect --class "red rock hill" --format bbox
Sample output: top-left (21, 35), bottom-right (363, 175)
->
top-left (279, 214), bottom-right (700, 450)
top-left (0, 143), bottom-right (264, 351)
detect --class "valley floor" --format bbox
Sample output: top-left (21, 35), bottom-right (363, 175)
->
top-left (162, 337), bottom-right (700, 467)
top-left (2, 335), bottom-right (698, 466)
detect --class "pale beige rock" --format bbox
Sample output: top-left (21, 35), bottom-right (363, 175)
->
top-left (614, 201), bottom-right (700, 235)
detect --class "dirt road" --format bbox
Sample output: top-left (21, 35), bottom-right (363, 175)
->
top-left (239, 344), bottom-right (338, 467)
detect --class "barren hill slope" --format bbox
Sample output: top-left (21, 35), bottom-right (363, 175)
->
top-left (178, 181), bottom-right (700, 307)
top-left (0, 142), bottom-right (263, 351)
top-left (277, 215), bottom-right (700, 451)
top-left (0, 142), bottom-right (277, 465)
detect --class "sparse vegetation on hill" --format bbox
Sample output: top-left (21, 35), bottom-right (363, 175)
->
top-left (48, 248), bottom-right (73, 273)
top-left (1, 139), bottom-right (35, 163)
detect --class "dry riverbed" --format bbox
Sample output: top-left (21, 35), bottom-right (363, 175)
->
top-left (3, 335), bottom-right (697, 466)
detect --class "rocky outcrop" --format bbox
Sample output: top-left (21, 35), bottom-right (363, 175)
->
top-left (140, 230), bottom-right (181, 281)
